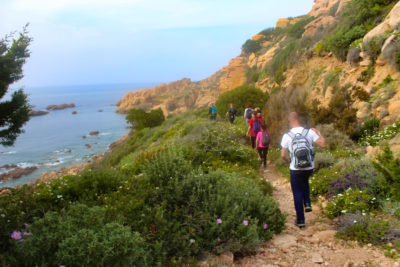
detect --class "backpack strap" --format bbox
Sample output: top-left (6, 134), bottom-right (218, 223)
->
top-left (301, 128), bottom-right (309, 137)
top-left (287, 131), bottom-right (295, 139)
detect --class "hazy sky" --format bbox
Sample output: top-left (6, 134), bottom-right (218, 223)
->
top-left (1, 0), bottom-right (314, 87)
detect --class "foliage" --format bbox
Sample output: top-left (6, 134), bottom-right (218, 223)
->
top-left (242, 39), bottom-right (262, 54)
top-left (374, 145), bottom-right (400, 200)
top-left (323, 0), bottom-right (396, 60)
top-left (313, 152), bottom-right (335, 172)
top-left (323, 67), bottom-right (342, 95)
top-left (315, 124), bottom-right (354, 150)
top-left (0, 25), bottom-right (32, 146)
top-left (396, 51), bottom-right (400, 70)
top-left (325, 189), bottom-right (378, 218)
top-left (364, 35), bottom-right (387, 62)
top-left (359, 120), bottom-right (400, 146)
top-left (126, 108), bottom-right (165, 130)
top-left (359, 117), bottom-right (380, 139)
top-left (336, 212), bottom-right (390, 245)
top-left (215, 84), bottom-right (269, 116)
top-left (4, 204), bottom-right (150, 267)
top-left (309, 168), bottom-right (339, 201)
top-left (286, 17), bottom-right (315, 39)
top-left (358, 62), bottom-right (375, 84)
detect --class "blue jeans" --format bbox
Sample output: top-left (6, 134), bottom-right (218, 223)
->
top-left (290, 169), bottom-right (313, 221)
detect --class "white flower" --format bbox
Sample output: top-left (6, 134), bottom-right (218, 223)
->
top-left (189, 239), bottom-right (195, 244)
top-left (341, 210), bottom-right (347, 213)
top-left (353, 220), bottom-right (357, 223)
top-left (0, 214), bottom-right (5, 218)
top-left (57, 195), bottom-right (63, 199)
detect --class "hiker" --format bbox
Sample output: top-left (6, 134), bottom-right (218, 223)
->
top-left (281, 112), bottom-right (326, 228)
top-left (244, 105), bottom-right (253, 125)
top-left (247, 111), bottom-right (261, 149)
top-left (226, 103), bottom-right (237, 124)
top-left (255, 124), bottom-right (270, 168)
top-left (209, 103), bottom-right (217, 120)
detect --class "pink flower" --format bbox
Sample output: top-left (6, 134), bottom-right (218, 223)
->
top-left (263, 224), bottom-right (268, 229)
top-left (243, 220), bottom-right (248, 226)
top-left (24, 223), bottom-right (29, 228)
top-left (217, 238), bottom-right (221, 243)
top-left (11, 231), bottom-right (22, 240)
top-left (216, 218), bottom-right (222, 224)
top-left (23, 232), bottom-right (32, 236)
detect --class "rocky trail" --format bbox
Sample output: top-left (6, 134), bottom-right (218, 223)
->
top-left (209, 165), bottom-right (399, 267)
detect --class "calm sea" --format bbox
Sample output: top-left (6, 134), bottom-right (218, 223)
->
top-left (0, 83), bottom-right (156, 188)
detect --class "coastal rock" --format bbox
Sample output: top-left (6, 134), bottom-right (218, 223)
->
top-left (276, 17), bottom-right (302, 28)
top-left (82, 135), bottom-right (87, 139)
top-left (252, 34), bottom-right (265, 41)
top-left (72, 110), bottom-right (78, 114)
top-left (89, 131), bottom-right (100, 136)
top-left (85, 144), bottom-right (91, 148)
top-left (0, 188), bottom-right (12, 196)
top-left (308, 0), bottom-right (340, 17)
top-left (46, 103), bottom-right (76, 110)
top-left (303, 16), bottom-right (335, 38)
top-left (0, 167), bottom-right (38, 182)
top-left (0, 164), bottom-right (18, 169)
top-left (29, 110), bottom-right (49, 116)
top-left (98, 109), bottom-right (103, 112)
top-left (109, 133), bottom-right (130, 150)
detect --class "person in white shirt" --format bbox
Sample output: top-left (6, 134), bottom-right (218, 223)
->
top-left (244, 105), bottom-right (253, 126)
top-left (281, 112), bottom-right (326, 228)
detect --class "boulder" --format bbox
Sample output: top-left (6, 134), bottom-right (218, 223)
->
top-left (381, 35), bottom-right (400, 66)
top-left (336, 0), bottom-right (351, 16)
top-left (85, 144), bottom-right (91, 148)
top-left (308, 0), bottom-right (340, 17)
top-left (252, 34), bottom-right (264, 41)
top-left (0, 164), bottom-right (18, 169)
top-left (29, 110), bottom-right (49, 116)
top-left (303, 16), bottom-right (335, 38)
top-left (98, 109), bottom-right (104, 112)
top-left (89, 131), bottom-right (100, 136)
top-left (0, 167), bottom-right (38, 182)
top-left (46, 103), bottom-right (76, 110)
top-left (72, 110), bottom-right (78, 114)
top-left (363, 1), bottom-right (400, 44)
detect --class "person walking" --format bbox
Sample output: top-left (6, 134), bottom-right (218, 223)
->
top-left (244, 105), bottom-right (253, 126)
top-left (209, 103), bottom-right (217, 120)
top-left (255, 124), bottom-right (270, 168)
top-left (281, 112), bottom-right (326, 228)
top-left (247, 111), bottom-right (260, 149)
top-left (226, 103), bottom-right (237, 124)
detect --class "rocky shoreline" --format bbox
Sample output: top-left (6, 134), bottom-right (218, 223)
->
top-left (0, 132), bottom-right (131, 196)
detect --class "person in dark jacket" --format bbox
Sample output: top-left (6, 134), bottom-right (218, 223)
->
top-left (226, 103), bottom-right (237, 124)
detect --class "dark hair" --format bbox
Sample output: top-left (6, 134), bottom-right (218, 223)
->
top-left (261, 124), bottom-right (267, 130)
top-left (248, 104), bottom-right (252, 108)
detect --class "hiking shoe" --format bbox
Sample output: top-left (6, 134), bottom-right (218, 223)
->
top-left (305, 203), bottom-right (312, 213)
top-left (263, 163), bottom-right (267, 169)
top-left (295, 219), bottom-right (305, 228)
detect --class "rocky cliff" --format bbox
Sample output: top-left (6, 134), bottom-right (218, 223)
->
top-left (117, 0), bottom-right (400, 125)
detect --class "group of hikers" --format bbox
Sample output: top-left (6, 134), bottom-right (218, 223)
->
top-left (208, 102), bottom-right (327, 228)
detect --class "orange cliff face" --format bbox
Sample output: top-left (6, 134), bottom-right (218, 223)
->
top-left (116, 56), bottom-right (248, 115)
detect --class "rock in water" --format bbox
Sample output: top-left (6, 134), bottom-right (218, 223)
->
top-left (85, 144), bottom-right (91, 148)
top-left (46, 103), bottom-right (76, 110)
top-left (89, 131), bottom-right (100, 136)
top-left (29, 110), bottom-right (50, 116)
top-left (98, 109), bottom-right (103, 112)
top-left (0, 167), bottom-right (38, 182)
top-left (72, 110), bottom-right (78, 114)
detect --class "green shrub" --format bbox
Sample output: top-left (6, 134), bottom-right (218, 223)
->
top-left (314, 151), bottom-right (335, 172)
top-left (364, 35), bottom-right (387, 62)
top-left (336, 212), bottom-right (390, 245)
top-left (126, 108), bottom-right (165, 130)
top-left (396, 51), bottom-right (400, 70)
top-left (358, 62), bottom-right (375, 84)
top-left (359, 117), bottom-right (380, 139)
top-left (215, 84), bottom-right (269, 116)
top-left (374, 145), bottom-right (400, 200)
top-left (5, 204), bottom-right (150, 267)
top-left (323, 67), bottom-right (342, 95)
top-left (310, 168), bottom-right (339, 201)
top-left (242, 39), bottom-right (262, 54)
top-left (325, 189), bottom-right (378, 218)
top-left (359, 120), bottom-right (400, 146)
top-left (287, 17), bottom-right (315, 39)
top-left (315, 124), bottom-right (355, 150)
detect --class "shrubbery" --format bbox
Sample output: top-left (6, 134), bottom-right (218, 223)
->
top-left (215, 84), bottom-right (269, 116)
top-left (126, 108), bottom-right (165, 130)
top-left (242, 39), bottom-right (262, 54)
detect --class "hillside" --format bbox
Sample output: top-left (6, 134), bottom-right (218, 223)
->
top-left (117, 0), bottom-right (400, 128)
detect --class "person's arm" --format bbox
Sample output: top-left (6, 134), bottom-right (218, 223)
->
top-left (311, 128), bottom-right (326, 148)
top-left (281, 148), bottom-right (290, 164)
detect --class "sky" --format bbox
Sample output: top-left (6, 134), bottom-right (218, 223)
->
top-left (1, 0), bottom-right (314, 88)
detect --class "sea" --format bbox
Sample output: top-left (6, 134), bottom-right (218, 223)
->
top-left (0, 83), bottom-right (157, 188)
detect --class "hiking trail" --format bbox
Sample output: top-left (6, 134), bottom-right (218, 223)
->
top-left (208, 164), bottom-right (399, 267)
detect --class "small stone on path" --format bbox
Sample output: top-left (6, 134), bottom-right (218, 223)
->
top-left (272, 234), bottom-right (297, 249)
top-left (312, 253), bottom-right (324, 264)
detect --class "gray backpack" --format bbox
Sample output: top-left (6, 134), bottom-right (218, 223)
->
top-left (287, 129), bottom-right (314, 169)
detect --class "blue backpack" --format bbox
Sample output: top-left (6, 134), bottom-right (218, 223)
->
top-left (253, 119), bottom-right (260, 134)
top-left (211, 106), bottom-right (217, 114)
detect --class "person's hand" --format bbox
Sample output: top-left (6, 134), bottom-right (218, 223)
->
top-left (311, 128), bottom-right (321, 136)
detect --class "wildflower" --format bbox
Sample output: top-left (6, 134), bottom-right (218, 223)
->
top-left (263, 224), bottom-right (268, 229)
top-left (23, 232), bottom-right (32, 236)
top-left (243, 220), bottom-right (248, 226)
top-left (341, 210), bottom-right (347, 213)
top-left (217, 238), bottom-right (221, 243)
top-left (11, 231), bottom-right (22, 240)
top-left (353, 220), bottom-right (357, 223)
top-left (1, 214), bottom-right (5, 218)
top-left (24, 223), bottom-right (29, 228)
top-left (189, 239), bottom-right (195, 244)
top-left (57, 195), bottom-right (63, 199)
top-left (216, 218), bottom-right (222, 224)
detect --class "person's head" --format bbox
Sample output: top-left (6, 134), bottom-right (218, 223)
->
top-left (261, 124), bottom-right (267, 131)
top-left (252, 111), bottom-right (257, 117)
top-left (255, 107), bottom-right (260, 113)
top-left (230, 103), bottom-right (234, 108)
top-left (288, 112), bottom-right (301, 127)
top-left (248, 104), bottom-right (252, 108)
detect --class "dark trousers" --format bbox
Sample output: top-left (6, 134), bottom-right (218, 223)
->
top-left (250, 136), bottom-right (257, 149)
top-left (290, 169), bottom-right (313, 222)
top-left (257, 147), bottom-right (269, 167)
top-left (229, 115), bottom-right (235, 124)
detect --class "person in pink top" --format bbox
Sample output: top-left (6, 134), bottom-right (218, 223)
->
top-left (255, 124), bottom-right (270, 168)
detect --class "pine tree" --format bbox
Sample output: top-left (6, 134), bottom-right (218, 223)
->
top-left (0, 24), bottom-right (32, 146)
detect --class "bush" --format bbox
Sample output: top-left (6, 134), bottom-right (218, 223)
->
top-left (364, 35), bottom-right (386, 62)
top-left (336, 212), bottom-right (390, 245)
top-left (359, 120), bottom-right (400, 146)
top-left (396, 51), bottom-right (400, 70)
top-left (358, 62), bottom-right (375, 84)
top-left (374, 145), bottom-right (400, 200)
top-left (315, 124), bottom-right (355, 150)
top-left (5, 204), bottom-right (150, 267)
top-left (310, 168), bottom-right (339, 200)
top-left (325, 189), bottom-right (378, 218)
top-left (242, 39), bottom-right (262, 54)
top-left (359, 117), bottom-right (380, 138)
top-left (287, 17), bottom-right (315, 39)
top-left (215, 84), bottom-right (269, 116)
top-left (126, 108), bottom-right (165, 130)
top-left (313, 151), bottom-right (335, 172)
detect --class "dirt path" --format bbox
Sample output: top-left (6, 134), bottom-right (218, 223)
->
top-left (233, 166), bottom-right (399, 267)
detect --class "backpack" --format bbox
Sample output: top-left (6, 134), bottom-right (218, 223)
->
top-left (287, 129), bottom-right (314, 169)
top-left (261, 131), bottom-right (271, 146)
top-left (211, 106), bottom-right (217, 114)
top-left (253, 119), bottom-right (260, 134)
top-left (245, 108), bottom-right (253, 119)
